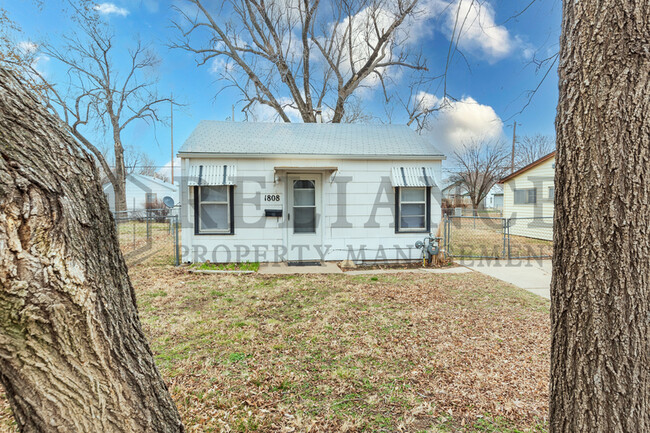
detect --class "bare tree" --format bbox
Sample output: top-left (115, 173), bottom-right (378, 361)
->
top-left (551, 0), bottom-right (650, 431)
top-left (515, 133), bottom-right (555, 169)
top-left (137, 153), bottom-right (160, 177)
top-left (0, 9), bottom-right (21, 66)
top-left (450, 139), bottom-right (510, 212)
top-left (171, 0), bottom-right (429, 123)
top-left (33, 21), bottom-right (171, 213)
top-left (0, 67), bottom-right (184, 432)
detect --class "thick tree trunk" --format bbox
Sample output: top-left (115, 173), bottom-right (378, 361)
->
top-left (0, 69), bottom-right (184, 432)
top-left (551, 2), bottom-right (650, 432)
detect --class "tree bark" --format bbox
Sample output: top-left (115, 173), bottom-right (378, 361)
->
top-left (0, 69), bottom-right (184, 432)
top-left (551, 2), bottom-right (650, 432)
top-left (111, 126), bottom-right (128, 214)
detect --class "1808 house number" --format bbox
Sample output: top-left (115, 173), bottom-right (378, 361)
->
top-left (263, 194), bottom-right (281, 202)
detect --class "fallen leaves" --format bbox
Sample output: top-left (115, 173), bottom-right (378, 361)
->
top-left (0, 265), bottom-right (551, 432)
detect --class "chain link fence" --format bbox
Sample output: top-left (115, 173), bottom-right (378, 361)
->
top-left (442, 207), bottom-right (503, 218)
top-left (113, 210), bottom-right (180, 266)
top-left (444, 215), bottom-right (553, 259)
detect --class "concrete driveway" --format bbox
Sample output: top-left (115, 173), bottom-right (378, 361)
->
top-left (459, 259), bottom-right (552, 300)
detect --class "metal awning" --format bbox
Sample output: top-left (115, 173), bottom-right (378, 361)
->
top-left (390, 167), bottom-right (437, 187)
top-left (187, 165), bottom-right (237, 186)
top-left (273, 166), bottom-right (338, 173)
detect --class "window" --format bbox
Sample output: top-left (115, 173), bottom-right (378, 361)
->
top-left (396, 187), bottom-right (430, 232)
top-left (548, 186), bottom-right (555, 200)
top-left (514, 188), bottom-right (537, 205)
top-left (195, 186), bottom-right (233, 234)
top-left (145, 193), bottom-right (157, 205)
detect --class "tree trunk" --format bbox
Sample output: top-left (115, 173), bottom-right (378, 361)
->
top-left (0, 69), bottom-right (184, 432)
top-left (112, 127), bottom-right (128, 214)
top-left (551, 2), bottom-right (650, 432)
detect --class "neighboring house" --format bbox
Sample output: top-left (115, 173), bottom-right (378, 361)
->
top-left (441, 181), bottom-right (471, 206)
top-left (442, 181), bottom-right (501, 209)
top-left (499, 151), bottom-right (555, 240)
top-left (178, 121), bottom-right (444, 264)
top-left (484, 184), bottom-right (503, 209)
top-left (103, 173), bottom-right (179, 214)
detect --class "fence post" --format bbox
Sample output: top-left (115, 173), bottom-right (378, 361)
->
top-left (502, 218), bottom-right (507, 259)
top-left (146, 210), bottom-right (151, 245)
top-left (174, 215), bottom-right (180, 266)
top-left (506, 218), bottom-right (511, 260)
top-left (445, 215), bottom-right (451, 258)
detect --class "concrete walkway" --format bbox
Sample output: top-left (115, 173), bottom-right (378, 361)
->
top-left (458, 259), bottom-right (552, 299)
top-left (345, 267), bottom-right (472, 275)
top-left (258, 262), bottom-right (473, 276)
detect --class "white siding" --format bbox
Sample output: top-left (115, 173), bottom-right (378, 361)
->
top-left (502, 157), bottom-right (554, 240)
top-left (104, 174), bottom-right (179, 213)
top-left (180, 157), bottom-right (443, 263)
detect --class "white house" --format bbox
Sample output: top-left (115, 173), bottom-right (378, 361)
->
top-left (484, 184), bottom-right (503, 209)
top-left (441, 180), bottom-right (469, 205)
top-left (178, 121), bottom-right (445, 264)
top-left (441, 181), bottom-right (502, 209)
top-left (103, 173), bottom-right (179, 214)
top-left (499, 151), bottom-right (555, 240)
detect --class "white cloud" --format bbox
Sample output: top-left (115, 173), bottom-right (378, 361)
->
top-left (15, 40), bottom-right (50, 76)
top-left (158, 157), bottom-right (181, 184)
top-left (17, 41), bottom-right (38, 54)
top-left (437, 0), bottom-right (514, 62)
top-left (248, 97), bottom-right (303, 123)
top-left (425, 96), bottom-right (503, 155)
top-left (414, 91), bottom-right (440, 112)
top-left (94, 3), bottom-right (129, 17)
top-left (325, 2), bottom-right (439, 92)
top-left (209, 57), bottom-right (235, 76)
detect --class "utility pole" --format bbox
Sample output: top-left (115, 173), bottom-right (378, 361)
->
top-left (511, 121), bottom-right (517, 173)
top-left (170, 93), bottom-right (174, 184)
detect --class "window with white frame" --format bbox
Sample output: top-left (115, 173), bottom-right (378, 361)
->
top-left (514, 188), bottom-right (537, 205)
top-left (196, 186), bottom-right (232, 234)
top-left (397, 187), bottom-right (429, 232)
top-left (548, 186), bottom-right (555, 200)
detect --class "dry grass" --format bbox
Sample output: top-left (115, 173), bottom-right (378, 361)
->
top-left (115, 220), bottom-right (178, 266)
top-left (447, 219), bottom-right (552, 259)
top-left (0, 256), bottom-right (550, 432)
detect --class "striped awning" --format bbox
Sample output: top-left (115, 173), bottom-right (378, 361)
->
top-left (187, 165), bottom-right (237, 186)
top-left (390, 167), bottom-right (437, 187)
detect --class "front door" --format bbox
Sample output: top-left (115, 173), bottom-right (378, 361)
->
top-left (287, 174), bottom-right (322, 261)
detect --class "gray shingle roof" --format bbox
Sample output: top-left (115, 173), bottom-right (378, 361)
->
top-left (178, 120), bottom-right (443, 158)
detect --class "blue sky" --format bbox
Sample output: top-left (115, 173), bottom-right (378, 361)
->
top-left (4, 0), bottom-right (562, 172)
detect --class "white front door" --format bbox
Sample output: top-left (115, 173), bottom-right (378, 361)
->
top-left (287, 174), bottom-right (322, 261)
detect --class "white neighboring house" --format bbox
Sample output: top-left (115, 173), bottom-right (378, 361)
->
top-left (441, 181), bottom-right (502, 209)
top-left (178, 121), bottom-right (445, 264)
top-left (103, 173), bottom-right (179, 214)
top-left (484, 184), bottom-right (503, 209)
top-left (499, 151), bottom-right (555, 240)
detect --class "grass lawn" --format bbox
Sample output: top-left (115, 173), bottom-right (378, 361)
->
top-left (0, 260), bottom-right (550, 432)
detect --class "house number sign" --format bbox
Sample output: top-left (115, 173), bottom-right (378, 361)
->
top-left (263, 194), bottom-right (281, 203)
